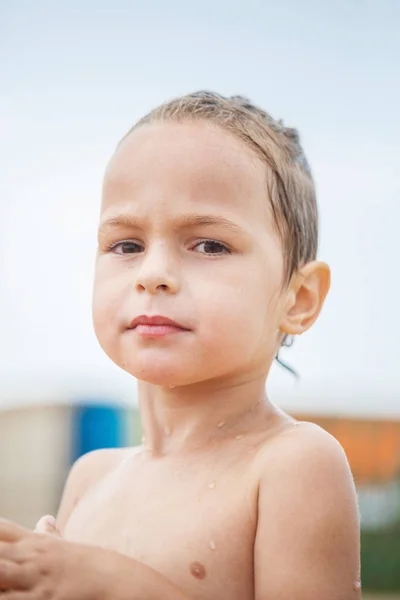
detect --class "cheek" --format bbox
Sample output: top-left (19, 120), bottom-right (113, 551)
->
top-left (92, 266), bottom-right (124, 346)
top-left (195, 265), bottom-right (281, 355)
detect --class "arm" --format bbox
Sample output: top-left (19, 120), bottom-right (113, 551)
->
top-left (254, 425), bottom-right (361, 599)
top-left (0, 520), bottom-right (193, 600)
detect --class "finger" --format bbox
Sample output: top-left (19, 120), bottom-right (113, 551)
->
top-left (0, 559), bottom-right (34, 590)
top-left (0, 543), bottom-right (15, 564)
top-left (0, 541), bottom-right (31, 568)
top-left (34, 516), bottom-right (61, 537)
top-left (0, 521), bottom-right (27, 544)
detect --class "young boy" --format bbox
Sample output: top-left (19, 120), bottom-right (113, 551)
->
top-left (0, 92), bottom-right (361, 599)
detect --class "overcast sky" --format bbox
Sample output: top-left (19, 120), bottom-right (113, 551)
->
top-left (1, 1), bottom-right (399, 415)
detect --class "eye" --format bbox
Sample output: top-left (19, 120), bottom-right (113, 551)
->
top-left (108, 241), bottom-right (143, 254)
top-left (193, 240), bottom-right (231, 255)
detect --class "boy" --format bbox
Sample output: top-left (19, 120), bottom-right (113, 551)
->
top-left (0, 92), bottom-right (361, 599)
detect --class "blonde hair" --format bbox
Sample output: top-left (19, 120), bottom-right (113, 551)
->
top-left (122, 91), bottom-right (318, 285)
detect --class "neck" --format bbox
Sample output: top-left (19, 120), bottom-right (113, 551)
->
top-left (137, 374), bottom-right (278, 458)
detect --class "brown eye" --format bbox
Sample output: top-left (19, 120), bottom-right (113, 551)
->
top-left (110, 241), bottom-right (143, 254)
top-left (194, 240), bottom-right (230, 255)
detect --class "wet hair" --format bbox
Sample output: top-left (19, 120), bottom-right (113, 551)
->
top-left (276, 334), bottom-right (299, 379)
top-left (121, 90), bottom-right (319, 288)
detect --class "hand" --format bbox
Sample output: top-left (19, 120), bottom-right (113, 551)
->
top-left (0, 518), bottom-right (108, 599)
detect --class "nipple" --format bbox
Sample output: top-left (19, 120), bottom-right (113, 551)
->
top-left (189, 562), bottom-right (206, 580)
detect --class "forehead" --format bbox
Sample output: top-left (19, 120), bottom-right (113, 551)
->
top-left (102, 121), bottom-right (269, 223)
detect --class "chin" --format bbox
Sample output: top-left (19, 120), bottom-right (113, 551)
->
top-left (117, 355), bottom-right (190, 387)
top-left (100, 337), bottom-right (232, 387)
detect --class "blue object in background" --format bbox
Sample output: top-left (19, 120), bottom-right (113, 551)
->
top-left (71, 402), bottom-right (127, 463)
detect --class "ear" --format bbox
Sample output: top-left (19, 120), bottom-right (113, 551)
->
top-left (279, 261), bottom-right (331, 336)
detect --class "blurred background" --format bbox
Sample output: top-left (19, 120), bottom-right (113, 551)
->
top-left (1, 1), bottom-right (399, 596)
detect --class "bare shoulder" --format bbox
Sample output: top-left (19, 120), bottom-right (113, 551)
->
top-left (56, 446), bottom-right (138, 533)
top-left (253, 421), bottom-right (361, 598)
top-left (256, 419), bottom-right (358, 513)
top-left (260, 419), bottom-right (354, 472)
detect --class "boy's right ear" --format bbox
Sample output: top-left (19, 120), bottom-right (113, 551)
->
top-left (279, 261), bottom-right (331, 337)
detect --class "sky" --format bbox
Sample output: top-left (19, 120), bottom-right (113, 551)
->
top-left (1, 0), bottom-right (399, 416)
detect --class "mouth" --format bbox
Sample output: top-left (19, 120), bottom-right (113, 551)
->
top-left (128, 315), bottom-right (190, 338)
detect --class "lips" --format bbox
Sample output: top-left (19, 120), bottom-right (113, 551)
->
top-left (128, 315), bottom-right (189, 330)
top-left (128, 315), bottom-right (189, 338)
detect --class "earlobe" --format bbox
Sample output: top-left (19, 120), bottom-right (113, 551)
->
top-left (280, 261), bottom-right (330, 336)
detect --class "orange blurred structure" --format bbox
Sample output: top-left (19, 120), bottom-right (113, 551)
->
top-left (294, 415), bottom-right (400, 485)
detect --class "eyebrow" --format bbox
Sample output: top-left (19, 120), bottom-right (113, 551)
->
top-left (98, 213), bottom-right (246, 235)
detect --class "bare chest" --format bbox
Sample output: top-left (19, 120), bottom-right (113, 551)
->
top-left (64, 453), bottom-right (258, 600)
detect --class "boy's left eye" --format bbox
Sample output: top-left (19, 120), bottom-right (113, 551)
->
top-left (193, 240), bottom-right (231, 255)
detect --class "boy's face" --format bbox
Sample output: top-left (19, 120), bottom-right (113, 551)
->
top-left (93, 121), bottom-right (287, 387)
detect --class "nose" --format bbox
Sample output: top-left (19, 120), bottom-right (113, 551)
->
top-left (134, 244), bottom-right (180, 295)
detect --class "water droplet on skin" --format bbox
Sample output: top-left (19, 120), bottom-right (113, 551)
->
top-left (169, 385), bottom-right (176, 389)
top-left (141, 436), bottom-right (152, 452)
top-left (217, 420), bottom-right (226, 428)
top-left (208, 481), bottom-right (216, 489)
top-left (236, 288), bottom-right (242, 295)
top-left (353, 580), bottom-right (361, 592)
top-left (235, 435), bottom-right (244, 440)
top-left (164, 426), bottom-right (171, 436)
top-left (209, 540), bottom-right (216, 550)
top-left (252, 398), bottom-right (263, 411)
